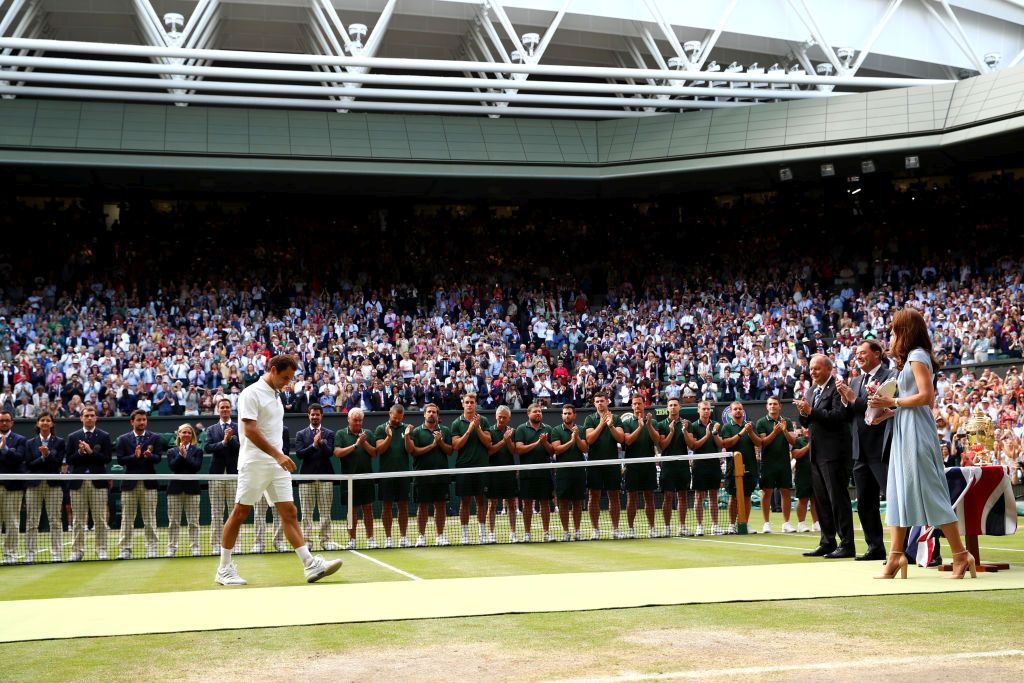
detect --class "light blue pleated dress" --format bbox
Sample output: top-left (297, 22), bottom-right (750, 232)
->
top-left (885, 348), bottom-right (957, 528)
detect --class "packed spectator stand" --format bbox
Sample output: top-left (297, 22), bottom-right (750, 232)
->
top-left (1, 174), bottom-right (1023, 477)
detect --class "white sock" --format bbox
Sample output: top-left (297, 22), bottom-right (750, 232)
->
top-left (462, 524), bottom-right (469, 534)
top-left (295, 544), bottom-right (313, 565)
top-left (478, 522), bottom-right (486, 534)
top-left (219, 546), bottom-right (233, 569)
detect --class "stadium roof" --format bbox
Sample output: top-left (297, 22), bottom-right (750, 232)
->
top-left (2, 0), bottom-right (1024, 118)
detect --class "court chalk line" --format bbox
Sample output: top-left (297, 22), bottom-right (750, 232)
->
top-left (554, 649), bottom-right (1024, 682)
top-left (673, 536), bottom-right (805, 551)
top-left (347, 549), bottom-right (422, 581)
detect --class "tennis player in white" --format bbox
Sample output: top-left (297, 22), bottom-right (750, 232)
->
top-left (215, 355), bottom-right (342, 585)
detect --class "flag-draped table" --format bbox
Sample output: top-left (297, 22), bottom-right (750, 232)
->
top-left (908, 466), bottom-right (1016, 572)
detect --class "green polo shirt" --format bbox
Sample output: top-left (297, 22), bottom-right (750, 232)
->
top-left (754, 416), bottom-right (794, 465)
top-left (374, 421), bottom-right (412, 472)
top-left (719, 421), bottom-right (757, 478)
top-left (410, 424), bottom-right (452, 471)
top-left (451, 414), bottom-right (492, 468)
top-left (657, 418), bottom-right (688, 456)
top-left (514, 421), bottom-right (552, 479)
top-left (583, 412), bottom-right (623, 461)
top-left (334, 428), bottom-right (375, 475)
top-left (619, 412), bottom-right (664, 459)
top-left (488, 426), bottom-right (515, 467)
top-left (550, 423), bottom-right (585, 481)
top-left (687, 420), bottom-right (719, 455)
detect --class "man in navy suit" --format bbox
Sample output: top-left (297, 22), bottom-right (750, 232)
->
top-left (0, 410), bottom-right (28, 564)
top-left (205, 398), bottom-right (239, 554)
top-left (116, 409), bottom-right (164, 559)
top-left (836, 340), bottom-right (897, 561)
top-left (295, 403), bottom-right (339, 551)
top-left (796, 354), bottom-right (855, 559)
top-left (25, 413), bottom-right (65, 562)
top-left (65, 405), bottom-right (113, 561)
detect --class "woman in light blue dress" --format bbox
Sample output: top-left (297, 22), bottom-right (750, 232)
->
top-left (868, 308), bottom-right (976, 580)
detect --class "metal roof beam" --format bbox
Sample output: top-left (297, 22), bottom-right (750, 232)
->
top-left (0, 53), bottom-right (841, 100)
top-left (694, 0), bottom-right (738, 71)
top-left (848, 0), bottom-right (904, 76)
top-left (0, 38), bottom-right (955, 89)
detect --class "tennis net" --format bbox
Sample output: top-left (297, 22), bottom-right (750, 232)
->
top-left (0, 451), bottom-right (757, 563)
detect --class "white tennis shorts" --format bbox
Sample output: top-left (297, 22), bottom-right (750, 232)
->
top-left (235, 460), bottom-right (294, 506)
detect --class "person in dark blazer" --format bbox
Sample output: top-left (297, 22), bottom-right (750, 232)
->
top-left (295, 403), bottom-right (339, 551)
top-left (205, 397), bottom-right (239, 554)
top-left (295, 383), bottom-right (317, 415)
top-left (0, 410), bottom-right (28, 564)
top-left (369, 381), bottom-right (388, 412)
top-left (166, 423), bottom-right (204, 557)
top-left (115, 409), bottom-right (164, 559)
top-left (25, 413), bottom-right (65, 562)
top-left (836, 340), bottom-right (897, 561)
top-left (65, 405), bottom-right (113, 561)
top-left (253, 424), bottom-right (291, 553)
top-left (795, 354), bottom-right (855, 559)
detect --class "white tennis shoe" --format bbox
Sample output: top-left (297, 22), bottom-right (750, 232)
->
top-left (215, 561), bottom-right (247, 586)
top-left (304, 556), bottom-right (343, 583)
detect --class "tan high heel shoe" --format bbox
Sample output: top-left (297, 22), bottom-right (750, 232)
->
top-left (875, 551), bottom-right (908, 579)
top-left (951, 550), bottom-right (977, 579)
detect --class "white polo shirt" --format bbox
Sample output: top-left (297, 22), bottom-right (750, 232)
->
top-left (237, 377), bottom-right (284, 467)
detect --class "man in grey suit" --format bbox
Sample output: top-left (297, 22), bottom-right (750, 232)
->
top-left (836, 340), bottom-right (895, 561)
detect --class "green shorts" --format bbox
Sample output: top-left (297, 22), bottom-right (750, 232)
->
top-left (760, 461), bottom-right (793, 490)
top-left (486, 472), bottom-right (518, 500)
top-left (691, 460), bottom-right (722, 491)
top-left (519, 476), bottom-right (553, 501)
top-left (586, 462), bottom-right (622, 492)
top-left (660, 461), bottom-right (691, 492)
top-left (624, 462), bottom-right (657, 491)
top-left (725, 473), bottom-right (756, 497)
top-left (414, 475), bottom-right (450, 504)
top-left (555, 476), bottom-right (587, 501)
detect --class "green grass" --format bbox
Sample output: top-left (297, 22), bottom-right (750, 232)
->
top-left (1, 512), bottom-right (1022, 681)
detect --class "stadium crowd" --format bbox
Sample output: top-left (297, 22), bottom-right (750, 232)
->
top-left (0, 175), bottom-right (1021, 431)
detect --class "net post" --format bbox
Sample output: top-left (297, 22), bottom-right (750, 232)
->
top-left (346, 476), bottom-right (354, 537)
top-left (733, 452), bottom-right (749, 535)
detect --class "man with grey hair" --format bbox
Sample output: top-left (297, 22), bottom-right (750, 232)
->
top-left (334, 407), bottom-right (378, 549)
top-left (486, 405), bottom-right (518, 543)
top-left (794, 353), bottom-right (855, 559)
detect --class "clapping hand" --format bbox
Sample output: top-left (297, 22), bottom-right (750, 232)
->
top-left (835, 379), bottom-right (855, 403)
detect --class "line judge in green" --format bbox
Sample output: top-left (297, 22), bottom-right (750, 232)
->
top-left (514, 403), bottom-right (555, 542)
top-left (792, 426), bottom-right (817, 533)
top-left (450, 394), bottom-right (493, 545)
top-left (584, 392), bottom-right (625, 540)
top-left (333, 408), bottom-right (378, 549)
top-left (549, 403), bottom-right (588, 542)
top-left (657, 397), bottom-right (691, 537)
top-left (715, 401), bottom-right (758, 535)
top-left (754, 396), bottom-right (797, 533)
top-left (404, 403), bottom-right (453, 547)
top-left (684, 400), bottom-right (723, 536)
top-left (620, 395), bottom-right (663, 538)
top-left (485, 406), bottom-right (518, 544)
top-left (374, 404), bottom-right (414, 548)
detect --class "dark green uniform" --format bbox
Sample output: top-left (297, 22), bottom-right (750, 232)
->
top-left (657, 417), bottom-right (691, 492)
top-left (410, 424), bottom-right (452, 503)
top-left (451, 414), bottom-right (492, 497)
top-left (514, 422), bottom-right (553, 501)
top-left (583, 412), bottom-right (623, 492)
top-left (688, 420), bottom-right (722, 491)
top-left (334, 428), bottom-right (376, 506)
top-left (374, 421), bottom-right (413, 502)
top-left (550, 423), bottom-right (586, 501)
top-left (793, 436), bottom-right (813, 499)
top-left (720, 421), bottom-right (757, 497)
top-left (754, 416), bottom-right (794, 490)
top-left (486, 425), bottom-right (518, 499)
top-left (620, 413), bottom-right (661, 491)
